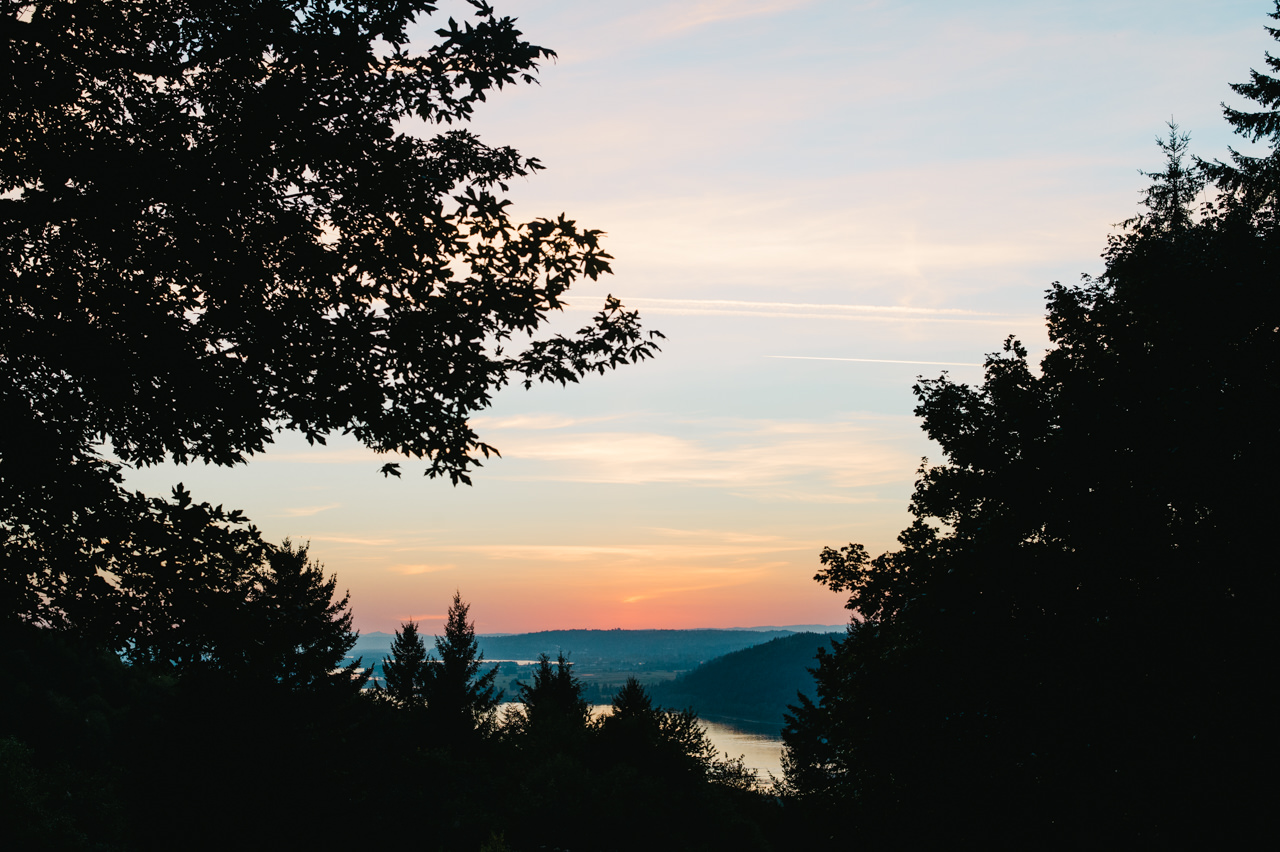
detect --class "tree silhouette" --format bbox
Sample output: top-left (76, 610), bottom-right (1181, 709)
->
top-left (72, 484), bottom-right (269, 672)
top-left (784, 12), bottom-right (1280, 844)
top-left (380, 620), bottom-right (429, 708)
top-left (509, 652), bottom-right (592, 746)
top-left (1, 0), bottom-right (660, 635)
top-left (237, 540), bottom-right (366, 693)
top-left (423, 592), bottom-right (501, 741)
top-left (2, 0), bottom-right (660, 477)
top-left (1205, 2), bottom-right (1280, 203)
top-left (600, 677), bottom-right (722, 783)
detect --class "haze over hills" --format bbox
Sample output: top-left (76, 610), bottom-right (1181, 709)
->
top-left (351, 626), bottom-right (844, 666)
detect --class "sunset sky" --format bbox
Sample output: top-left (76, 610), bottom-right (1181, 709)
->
top-left (124, 0), bottom-right (1270, 635)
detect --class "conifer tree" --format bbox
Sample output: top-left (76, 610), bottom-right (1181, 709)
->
top-left (423, 592), bottom-right (501, 739)
top-left (1205, 1), bottom-right (1280, 202)
top-left (242, 540), bottom-right (366, 693)
top-left (601, 678), bottom-right (719, 781)
top-left (609, 676), bottom-right (655, 721)
top-left (381, 620), bottom-right (429, 708)
top-left (511, 652), bottom-right (592, 742)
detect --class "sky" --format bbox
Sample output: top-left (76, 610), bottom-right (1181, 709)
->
top-left (124, 0), bottom-right (1274, 635)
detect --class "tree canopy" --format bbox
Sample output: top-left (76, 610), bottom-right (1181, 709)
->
top-left (1, 0), bottom-right (660, 478)
top-left (422, 591), bottom-right (501, 739)
top-left (509, 652), bottom-right (592, 746)
top-left (380, 618), bottom-right (429, 708)
top-left (783, 9), bottom-right (1280, 844)
top-left (237, 540), bottom-right (366, 692)
top-left (1, 0), bottom-right (660, 633)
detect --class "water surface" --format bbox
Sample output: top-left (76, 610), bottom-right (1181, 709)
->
top-left (496, 703), bottom-right (785, 782)
top-left (699, 717), bottom-right (784, 782)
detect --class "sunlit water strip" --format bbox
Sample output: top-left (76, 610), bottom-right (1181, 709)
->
top-left (497, 704), bottom-right (785, 783)
top-left (697, 717), bottom-right (785, 782)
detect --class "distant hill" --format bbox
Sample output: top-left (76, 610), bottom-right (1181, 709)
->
top-left (477, 629), bottom-right (794, 667)
top-left (650, 632), bottom-right (841, 734)
top-left (351, 631), bottom-right (396, 654)
top-left (730, 624), bottom-right (846, 633)
top-left (351, 627), bottom-right (794, 668)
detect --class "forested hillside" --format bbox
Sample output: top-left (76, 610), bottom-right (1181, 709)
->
top-left (653, 633), bottom-right (839, 733)
top-left (360, 628), bottom-right (794, 667)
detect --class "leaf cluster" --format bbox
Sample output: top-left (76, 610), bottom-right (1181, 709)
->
top-left (1, 0), bottom-right (661, 482)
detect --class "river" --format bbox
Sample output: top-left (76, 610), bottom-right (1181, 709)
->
top-left (698, 716), bottom-right (785, 782)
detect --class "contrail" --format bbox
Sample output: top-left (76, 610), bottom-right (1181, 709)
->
top-left (627, 297), bottom-right (1009, 317)
top-left (768, 355), bottom-right (982, 367)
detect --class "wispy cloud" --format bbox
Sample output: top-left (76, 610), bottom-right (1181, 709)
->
top-left (596, 297), bottom-right (1035, 326)
top-left (260, 447), bottom-right (388, 465)
top-left (276, 503), bottom-right (342, 517)
top-left (390, 563), bottom-right (455, 576)
top-left (479, 419), bottom-right (920, 490)
top-left (617, 562), bottom-right (776, 603)
top-left (513, 0), bottom-right (820, 64)
top-left (630, 298), bottom-right (1012, 318)
top-left (303, 535), bottom-right (398, 546)
top-left (440, 540), bottom-right (811, 563)
top-left (644, 528), bottom-right (789, 544)
top-left (726, 489), bottom-right (895, 504)
top-left (468, 413), bottom-right (624, 431)
top-left (622, 579), bottom-right (753, 604)
top-left (655, 0), bottom-right (816, 35)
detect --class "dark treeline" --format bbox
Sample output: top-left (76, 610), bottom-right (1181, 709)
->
top-left (3, 591), bottom-right (783, 851)
top-left (0, 2), bottom-right (774, 848)
top-left (780, 10), bottom-right (1280, 845)
top-left (652, 633), bottom-right (838, 734)
top-left (3, 0), bottom-right (1278, 848)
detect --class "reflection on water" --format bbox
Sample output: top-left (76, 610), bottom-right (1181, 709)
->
top-left (700, 717), bottom-right (785, 782)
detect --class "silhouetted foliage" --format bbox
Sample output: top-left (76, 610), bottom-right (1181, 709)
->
top-left (67, 483), bottom-right (269, 669)
top-left (601, 677), bottom-right (720, 781)
top-left (1, 0), bottom-right (659, 637)
top-left (0, 627), bottom-right (143, 850)
top-left (236, 540), bottom-right (366, 693)
top-left (1204, 3), bottom-right (1280, 203)
top-left (3, 600), bottom-right (793, 851)
top-left (423, 591), bottom-right (502, 741)
top-left (0, 1), bottom-right (804, 848)
top-left (784, 13), bottom-right (1280, 844)
top-left (488, 674), bottom-right (772, 851)
top-left (508, 652), bottom-right (592, 748)
top-left (380, 619), bottom-right (429, 708)
top-left (1, 0), bottom-right (659, 476)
